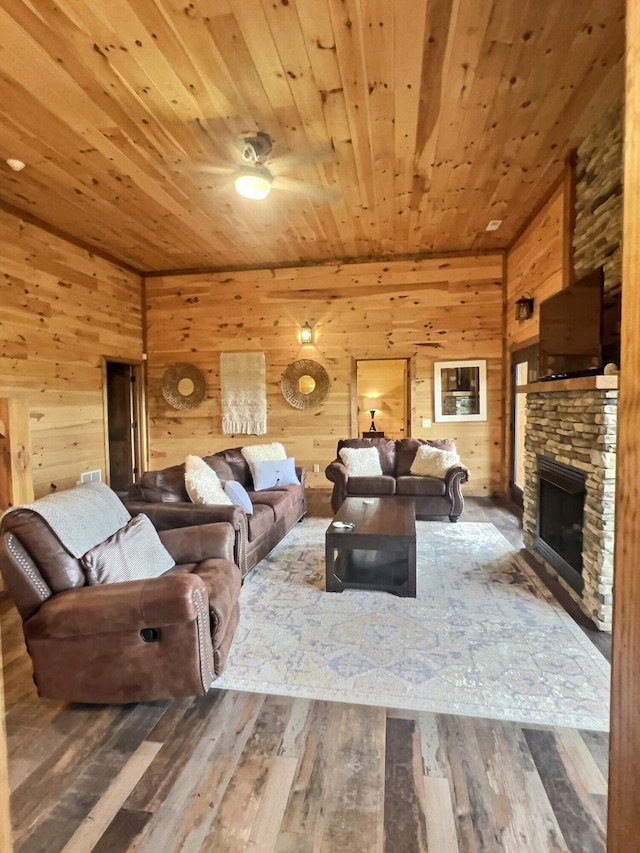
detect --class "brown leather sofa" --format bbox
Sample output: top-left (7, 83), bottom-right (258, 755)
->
top-left (125, 447), bottom-right (307, 576)
top-left (325, 437), bottom-right (470, 521)
top-left (0, 506), bottom-right (241, 704)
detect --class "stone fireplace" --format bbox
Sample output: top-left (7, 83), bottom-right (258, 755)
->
top-left (521, 377), bottom-right (617, 631)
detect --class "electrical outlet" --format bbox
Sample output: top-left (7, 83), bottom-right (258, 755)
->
top-left (313, 463), bottom-right (320, 473)
top-left (421, 418), bottom-right (432, 429)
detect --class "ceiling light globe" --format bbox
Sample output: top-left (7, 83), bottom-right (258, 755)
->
top-left (235, 171), bottom-right (272, 200)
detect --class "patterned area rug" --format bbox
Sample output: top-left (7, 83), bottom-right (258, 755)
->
top-left (215, 520), bottom-right (611, 730)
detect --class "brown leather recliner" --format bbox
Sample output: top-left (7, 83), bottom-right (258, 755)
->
top-left (0, 503), bottom-right (242, 704)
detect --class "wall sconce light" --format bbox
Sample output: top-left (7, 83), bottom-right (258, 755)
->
top-left (515, 295), bottom-right (534, 321)
top-left (300, 321), bottom-right (313, 344)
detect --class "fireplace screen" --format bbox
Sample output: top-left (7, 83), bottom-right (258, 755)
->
top-left (536, 456), bottom-right (587, 594)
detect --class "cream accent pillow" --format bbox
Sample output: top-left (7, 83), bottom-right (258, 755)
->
top-left (241, 442), bottom-right (287, 477)
top-left (185, 455), bottom-right (233, 505)
top-left (339, 446), bottom-right (383, 477)
top-left (411, 444), bottom-right (461, 478)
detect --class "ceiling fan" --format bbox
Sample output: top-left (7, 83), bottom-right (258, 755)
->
top-left (195, 131), bottom-right (341, 203)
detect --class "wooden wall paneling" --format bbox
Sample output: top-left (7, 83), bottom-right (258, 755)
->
top-left (608, 0), bottom-right (640, 845)
top-left (144, 255), bottom-right (504, 495)
top-left (0, 209), bottom-right (143, 498)
top-left (506, 182), bottom-right (566, 351)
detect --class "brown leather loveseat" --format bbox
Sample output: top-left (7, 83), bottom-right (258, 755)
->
top-left (125, 447), bottom-right (307, 576)
top-left (325, 437), bottom-right (470, 521)
top-left (0, 483), bottom-right (241, 704)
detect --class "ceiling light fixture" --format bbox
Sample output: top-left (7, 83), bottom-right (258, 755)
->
top-left (6, 158), bottom-right (26, 172)
top-left (486, 219), bottom-right (502, 231)
top-left (234, 166), bottom-right (273, 200)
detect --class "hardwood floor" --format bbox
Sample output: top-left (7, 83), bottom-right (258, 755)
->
top-left (1, 498), bottom-right (610, 852)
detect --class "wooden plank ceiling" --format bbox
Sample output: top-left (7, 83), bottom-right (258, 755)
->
top-left (0, 0), bottom-right (625, 273)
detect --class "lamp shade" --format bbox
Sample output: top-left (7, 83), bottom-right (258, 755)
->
top-left (363, 396), bottom-right (381, 412)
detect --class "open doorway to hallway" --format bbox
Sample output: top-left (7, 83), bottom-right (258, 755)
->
top-left (104, 360), bottom-right (146, 495)
top-left (355, 358), bottom-right (410, 440)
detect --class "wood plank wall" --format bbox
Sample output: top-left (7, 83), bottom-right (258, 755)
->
top-left (0, 209), bottom-right (143, 500)
top-left (145, 256), bottom-right (504, 495)
top-left (506, 182), bottom-right (567, 352)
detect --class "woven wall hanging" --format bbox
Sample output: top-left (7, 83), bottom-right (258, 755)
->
top-left (161, 363), bottom-right (207, 410)
top-left (280, 359), bottom-right (330, 409)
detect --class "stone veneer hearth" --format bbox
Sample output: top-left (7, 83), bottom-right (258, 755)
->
top-left (522, 378), bottom-right (617, 631)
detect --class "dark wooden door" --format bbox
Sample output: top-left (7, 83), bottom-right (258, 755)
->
top-left (106, 362), bottom-right (136, 494)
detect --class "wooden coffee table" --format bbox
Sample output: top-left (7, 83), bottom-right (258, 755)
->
top-left (325, 497), bottom-right (416, 597)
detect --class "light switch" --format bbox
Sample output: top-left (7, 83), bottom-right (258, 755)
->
top-left (421, 418), bottom-right (432, 429)
top-left (313, 463), bottom-right (320, 473)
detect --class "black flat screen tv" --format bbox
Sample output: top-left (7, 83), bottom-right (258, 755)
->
top-left (538, 267), bottom-right (604, 380)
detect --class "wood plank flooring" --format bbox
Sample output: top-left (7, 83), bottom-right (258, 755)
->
top-left (1, 498), bottom-right (610, 852)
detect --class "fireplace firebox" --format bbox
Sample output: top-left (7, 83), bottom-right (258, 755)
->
top-left (536, 456), bottom-right (587, 594)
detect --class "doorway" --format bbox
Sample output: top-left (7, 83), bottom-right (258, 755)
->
top-left (104, 360), bottom-right (146, 495)
top-left (354, 359), bottom-right (410, 439)
top-left (510, 345), bottom-right (537, 506)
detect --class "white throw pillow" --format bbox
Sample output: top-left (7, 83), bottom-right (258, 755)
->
top-left (339, 446), bottom-right (383, 477)
top-left (185, 455), bottom-right (233, 506)
top-left (81, 514), bottom-right (175, 585)
top-left (410, 444), bottom-right (461, 478)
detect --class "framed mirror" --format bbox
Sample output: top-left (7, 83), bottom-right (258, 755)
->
top-left (434, 360), bottom-right (487, 422)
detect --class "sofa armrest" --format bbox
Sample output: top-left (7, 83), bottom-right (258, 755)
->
top-left (25, 573), bottom-right (209, 639)
top-left (444, 465), bottom-right (469, 520)
top-left (325, 461), bottom-right (349, 513)
top-left (444, 465), bottom-right (470, 490)
top-left (124, 501), bottom-right (249, 575)
top-left (159, 522), bottom-right (235, 564)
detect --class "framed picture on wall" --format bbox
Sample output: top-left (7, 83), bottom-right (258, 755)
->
top-left (434, 360), bottom-right (487, 422)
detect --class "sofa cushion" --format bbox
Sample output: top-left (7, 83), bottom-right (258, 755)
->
top-left (246, 505), bottom-right (275, 542)
top-left (81, 514), bottom-right (175, 585)
top-left (395, 438), bottom-right (458, 476)
top-left (247, 485), bottom-right (300, 522)
top-left (346, 475), bottom-right (396, 497)
top-left (339, 447), bottom-right (383, 477)
top-left (396, 475), bottom-right (447, 497)
top-left (185, 456), bottom-right (233, 506)
top-left (252, 457), bottom-right (300, 490)
top-left (224, 480), bottom-right (253, 514)
top-left (214, 447), bottom-right (253, 487)
top-left (411, 445), bottom-right (461, 478)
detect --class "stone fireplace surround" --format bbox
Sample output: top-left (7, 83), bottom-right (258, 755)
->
top-left (521, 376), bottom-right (617, 631)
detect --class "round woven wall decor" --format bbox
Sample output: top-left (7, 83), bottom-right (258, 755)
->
top-left (161, 363), bottom-right (207, 410)
top-left (280, 359), bottom-right (330, 409)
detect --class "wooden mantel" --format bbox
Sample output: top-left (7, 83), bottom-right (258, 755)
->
top-left (517, 375), bottom-right (619, 394)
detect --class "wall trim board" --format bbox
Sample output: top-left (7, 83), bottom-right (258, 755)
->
top-left (562, 150), bottom-right (578, 285)
top-left (142, 248), bottom-right (508, 280)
